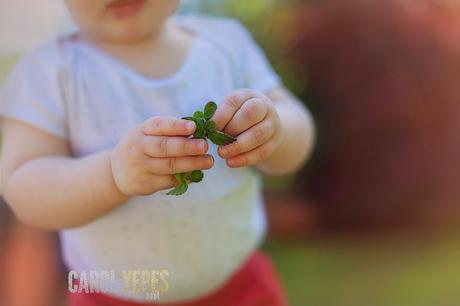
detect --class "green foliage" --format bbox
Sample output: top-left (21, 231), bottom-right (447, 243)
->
top-left (166, 173), bottom-right (189, 196)
top-left (166, 171), bottom-right (204, 196)
top-left (167, 101), bottom-right (236, 196)
top-left (264, 237), bottom-right (460, 306)
top-left (182, 101), bottom-right (236, 146)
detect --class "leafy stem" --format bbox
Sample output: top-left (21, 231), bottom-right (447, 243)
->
top-left (166, 101), bottom-right (236, 196)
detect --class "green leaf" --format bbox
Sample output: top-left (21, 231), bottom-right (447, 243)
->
top-left (193, 111), bottom-right (204, 119)
top-left (175, 173), bottom-right (186, 183)
top-left (189, 170), bottom-right (204, 183)
top-left (203, 101), bottom-right (217, 120)
top-left (167, 174), bottom-right (188, 195)
top-left (204, 120), bottom-right (216, 131)
top-left (166, 182), bottom-right (188, 196)
top-left (207, 130), bottom-right (237, 146)
top-left (168, 102), bottom-right (232, 196)
top-left (193, 126), bottom-right (206, 139)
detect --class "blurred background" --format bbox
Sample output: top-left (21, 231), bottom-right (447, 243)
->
top-left (2, 0), bottom-right (460, 305)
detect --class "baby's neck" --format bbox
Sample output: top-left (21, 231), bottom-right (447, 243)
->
top-left (81, 20), bottom-right (195, 79)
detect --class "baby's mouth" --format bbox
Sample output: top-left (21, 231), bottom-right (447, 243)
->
top-left (106, 0), bottom-right (146, 18)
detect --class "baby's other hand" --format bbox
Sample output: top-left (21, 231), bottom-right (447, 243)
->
top-left (212, 89), bottom-right (284, 168)
top-left (111, 117), bottom-right (214, 196)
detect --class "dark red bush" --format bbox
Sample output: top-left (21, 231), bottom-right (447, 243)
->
top-left (288, 0), bottom-right (460, 230)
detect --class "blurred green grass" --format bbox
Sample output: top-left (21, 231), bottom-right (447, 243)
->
top-left (263, 237), bottom-right (460, 306)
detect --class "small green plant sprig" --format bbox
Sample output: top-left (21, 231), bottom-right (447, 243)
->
top-left (166, 102), bottom-right (237, 196)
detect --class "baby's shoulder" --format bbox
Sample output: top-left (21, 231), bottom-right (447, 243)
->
top-left (178, 15), bottom-right (254, 68)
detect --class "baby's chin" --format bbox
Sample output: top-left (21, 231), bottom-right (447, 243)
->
top-left (96, 2), bottom-right (172, 44)
top-left (104, 28), bottom-right (158, 44)
top-left (93, 19), bottom-right (164, 44)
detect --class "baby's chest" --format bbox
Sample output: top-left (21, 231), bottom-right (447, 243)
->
top-left (65, 71), bottom-right (235, 157)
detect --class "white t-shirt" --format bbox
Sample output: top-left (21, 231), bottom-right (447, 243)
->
top-left (0, 16), bottom-right (281, 302)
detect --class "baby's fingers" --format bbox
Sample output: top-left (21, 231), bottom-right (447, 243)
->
top-left (212, 89), bottom-right (260, 131)
top-left (226, 141), bottom-right (277, 168)
top-left (143, 136), bottom-right (208, 157)
top-left (218, 118), bottom-right (274, 159)
top-left (152, 175), bottom-right (179, 192)
top-left (223, 97), bottom-right (268, 136)
top-left (146, 155), bottom-right (214, 175)
top-left (134, 174), bottom-right (178, 196)
top-left (142, 116), bottom-right (196, 136)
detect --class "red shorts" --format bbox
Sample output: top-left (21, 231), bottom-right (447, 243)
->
top-left (67, 251), bottom-right (289, 306)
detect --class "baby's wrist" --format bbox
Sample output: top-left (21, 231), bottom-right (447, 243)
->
top-left (108, 149), bottom-right (132, 200)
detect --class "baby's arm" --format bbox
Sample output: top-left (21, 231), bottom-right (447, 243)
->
top-left (256, 87), bottom-right (315, 175)
top-left (213, 87), bottom-right (315, 176)
top-left (1, 117), bottom-right (212, 230)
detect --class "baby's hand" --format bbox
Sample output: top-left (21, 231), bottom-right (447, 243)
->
top-left (212, 89), bottom-right (284, 168)
top-left (111, 117), bottom-right (214, 196)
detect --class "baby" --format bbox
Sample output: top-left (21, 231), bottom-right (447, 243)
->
top-left (0, 0), bottom-right (314, 305)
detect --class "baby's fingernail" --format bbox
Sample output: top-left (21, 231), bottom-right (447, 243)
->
top-left (186, 122), bottom-right (195, 130)
top-left (208, 155), bottom-right (214, 164)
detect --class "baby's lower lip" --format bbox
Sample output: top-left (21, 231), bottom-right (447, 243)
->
top-left (106, 0), bottom-right (146, 18)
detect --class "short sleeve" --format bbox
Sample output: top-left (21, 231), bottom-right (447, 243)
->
top-left (177, 16), bottom-right (282, 92)
top-left (231, 21), bottom-right (282, 92)
top-left (0, 43), bottom-right (68, 139)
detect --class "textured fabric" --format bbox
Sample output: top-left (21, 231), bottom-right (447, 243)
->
top-left (67, 251), bottom-right (289, 306)
top-left (0, 15), bottom-right (281, 302)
